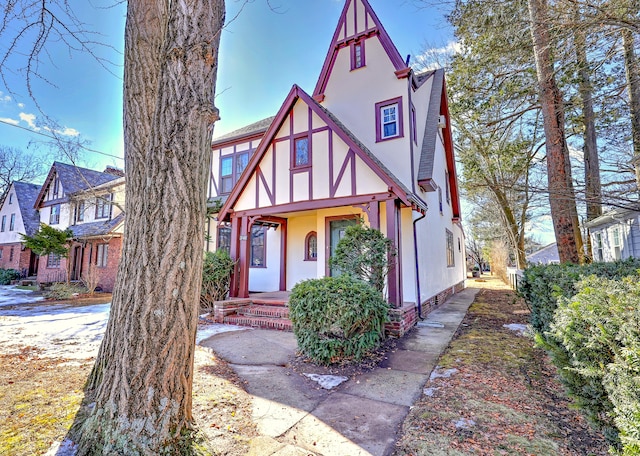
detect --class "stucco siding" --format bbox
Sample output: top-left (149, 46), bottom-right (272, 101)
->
top-left (248, 227), bottom-right (281, 292)
top-left (286, 215), bottom-right (318, 289)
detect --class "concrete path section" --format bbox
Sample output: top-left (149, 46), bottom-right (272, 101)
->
top-left (199, 286), bottom-right (480, 456)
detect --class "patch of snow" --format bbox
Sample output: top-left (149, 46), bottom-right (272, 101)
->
top-left (417, 321), bottom-right (445, 328)
top-left (303, 373), bottom-right (348, 390)
top-left (196, 323), bottom-right (249, 344)
top-left (423, 387), bottom-right (438, 397)
top-left (430, 367), bottom-right (459, 380)
top-left (454, 418), bottom-right (476, 429)
top-left (0, 285), bottom-right (44, 307)
top-left (45, 438), bottom-right (77, 455)
top-left (503, 323), bottom-right (529, 336)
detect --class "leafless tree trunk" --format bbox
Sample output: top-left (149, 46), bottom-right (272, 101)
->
top-left (76, 0), bottom-right (224, 453)
top-left (622, 29), bottom-right (640, 191)
top-left (528, 0), bottom-right (583, 264)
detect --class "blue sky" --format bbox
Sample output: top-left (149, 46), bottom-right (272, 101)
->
top-left (0, 0), bottom-right (454, 175)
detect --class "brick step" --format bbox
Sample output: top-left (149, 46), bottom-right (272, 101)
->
top-left (251, 299), bottom-right (288, 307)
top-left (224, 314), bottom-right (293, 331)
top-left (238, 305), bottom-right (289, 318)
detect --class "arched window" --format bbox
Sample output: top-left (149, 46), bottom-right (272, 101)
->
top-left (305, 231), bottom-right (317, 261)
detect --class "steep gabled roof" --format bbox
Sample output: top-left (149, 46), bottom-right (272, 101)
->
top-left (313, 0), bottom-right (410, 99)
top-left (417, 69), bottom-right (461, 219)
top-left (69, 212), bottom-right (124, 239)
top-left (218, 84), bottom-right (427, 221)
top-left (34, 162), bottom-right (120, 208)
top-left (212, 116), bottom-right (275, 147)
top-left (13, 181), bottom-right (41, 236)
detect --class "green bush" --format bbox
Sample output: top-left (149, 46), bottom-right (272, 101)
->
top-left (289, 275), bottom-right (389, 365)
top-left (200, 249), bottom-right (236, 312)
top-left (328, 223), bottom-right (395, 293)
top-left (0, 268), bottom-right (21, 285)
top-left (520, 258), bottom-right (640, 336)
top-left (43, 282), bottom-right (87, 300)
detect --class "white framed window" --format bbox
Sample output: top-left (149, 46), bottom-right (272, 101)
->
top-left (96, 194), bottom-right (112, 219)
top-left (50, 204), bottom-right (60, 225)
top-left (375, 97), bottom-right (404, 142)
top-left (446, 229), bottom-right (455, 267)
top-left (96, 244), bottom-right (109, 268)
top-left (9, 213), bottom-right (15, 231)
top-left (611, 227), bottom-right (622, 260)
top-left (594, 232), bottom-right (603, 262)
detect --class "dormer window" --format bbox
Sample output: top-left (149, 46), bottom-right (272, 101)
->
top-left (96, 194), bottom-right (112, 219)
top-left (375, 97), bottom-right (404, 142)
top-left (293, 136), bottom-right (310, 168)
top-left (351, 40), bottom-right (365, 70)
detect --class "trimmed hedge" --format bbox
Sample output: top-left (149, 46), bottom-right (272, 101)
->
top-left (289, 275), bottom-right (388, 365)
top-left (0, 268), bottom-right (20, 285)
top-left (520, 258), bottom-right (640, 336)
top-left (552, 275), bottom-right (640, 453)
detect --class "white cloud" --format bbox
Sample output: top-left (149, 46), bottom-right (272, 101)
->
top-left (19, 112), bottom-right (39, 130)
top-left (17, 103), bottom-right (24, 108)
top-left (0, 91), bottom-right (11, 103)
top-left (412, 41), bottom-right (461, 71)
top-left (0, 117), bottom-right (20, 125)
top-left (44, 125), bottom-right (80, 137)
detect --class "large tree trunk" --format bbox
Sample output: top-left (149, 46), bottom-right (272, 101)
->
top-left (622, 29), bottom-right (640, 191)
top-left (528, 0), bottom-right (583, 264)
top-left (76, 0), bottom-right (224, 453)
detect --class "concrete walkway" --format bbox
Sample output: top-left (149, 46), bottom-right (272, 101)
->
top-left (199, 286), bottom-right (479, 456)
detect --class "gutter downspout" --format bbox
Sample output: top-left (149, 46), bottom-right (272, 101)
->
top-left (413, 211), bottom-right (427, 319)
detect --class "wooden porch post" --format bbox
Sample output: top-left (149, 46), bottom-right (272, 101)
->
top-left (238, 216), bottom-right (250, 298)
top-left (279, 220), bottom-right (287, 291)
top-left (386, 199), bottom-right (402, 307)
top-left (369, 202), bottom-right (380, 230)
top-left (229, 216), bottom-right (240, 297)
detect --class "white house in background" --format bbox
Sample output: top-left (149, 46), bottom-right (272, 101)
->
top-left (0, 181), bottom-right (41, 275)
top-left (207, 0), bottom-right (466, 334)
top-left (586, 208), bottom-right (640, 262)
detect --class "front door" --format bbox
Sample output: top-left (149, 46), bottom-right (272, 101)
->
top-left (329, 218), bottom-right (357, 276)
top-left (70, 246), bottom-right (83, 281)
top-left (28, 252), bottom-right (39, 277)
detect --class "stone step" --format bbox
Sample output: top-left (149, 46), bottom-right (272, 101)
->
top-left (238, 305), bottom-right (289, 318)
top-left (224, 314), bottom-right (293, 331)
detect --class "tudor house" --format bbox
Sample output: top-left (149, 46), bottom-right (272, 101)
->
top-left (0, 181), bottom-right (41, 275)
top-left (207, 0), bottom-right (467, 334)
top-left (33, 162), bottom-right (125, 291)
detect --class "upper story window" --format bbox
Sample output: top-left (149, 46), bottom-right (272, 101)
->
top-left (305, 231), bottom-right (317, 261)
top-left (351, 40), bottom-right (365, 70)
top-left (50, 204), bottom-right (60, 225)
top-left (0, 215), bottom-right (5, 232)
top-left (594, 232), bottom-right (604, 262)
top-left (9, 213), bottom-right (15, 231)
top-left (8, 194), bottom-right (13, 204)
top-left (75, 201), bottom-right (85, 223)
top-left (52, 176), bottom-right (60, 198)
top-left (438, 187), bottom-right (443, 214)
top-left (96, 194), bottom-right (112, 219)
top-left (220, 150), bottom-right (251, 194)
top-left (294, 137), bottom-right (310, 168)
top-left (375, 97), bottom-right (404, 142)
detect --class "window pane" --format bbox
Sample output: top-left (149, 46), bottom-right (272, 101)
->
top-left (236, 153), bottom-right (249, 175)
top-left (221, 157), bottom-right (233, 176)
top-left (218, 227), bottom-right (231, 254)
top-left (354, 43), bottom-right (362, 68)
top-left (250, 226), bottom-right (265, 267)
top-left (295, 138), bottom-right (309, 167)
top-left (221, 176), bottom-right (233, 194)
top-left (308, 235), bottom-right (317, 259)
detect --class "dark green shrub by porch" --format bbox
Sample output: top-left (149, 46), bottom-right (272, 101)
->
top-left (0, 268), bottom-right (20, 285)
top-left (200, 249), bottom-right (236, 312)
top-left (289, 275), bottom-right (388, 365)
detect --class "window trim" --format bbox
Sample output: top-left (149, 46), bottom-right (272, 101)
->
top-left (217, 226), bottom-right (231, 254)
top-left (9, 213), bottom-right (15, 231)
top-left (95, 194), bottom-right (113, 220)
top-left (0, 215), bottom-right (5, 232)
top-left (304, 231), bottom-right (318, 261)
top-left (8, 194), bottom-right (13, 204)
top-left (350, 39), bottom-right (366, 70)
top-left (76, 201), bottom-right (85, 223)
top-left (291, 134), bottom-right (311, 170)
top-left (375, 97), bottom-right (404, 142)
top-left (96, 243), bottom-right (109, 268)
top-left (250, 225), bottom-right (267, 268)
top-left (219, 148), bottom-right (253, 195)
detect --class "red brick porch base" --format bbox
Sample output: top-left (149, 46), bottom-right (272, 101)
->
top-left (385, 280), bottom-right (466, 338)
top-left (213, 299), bottom-right (251, 323)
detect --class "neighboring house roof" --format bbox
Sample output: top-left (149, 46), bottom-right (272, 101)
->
top-left (313, 0), bottom-right (410, 99)
top-left (527, 243), bottom-right (560, 265)
top-left (13, 181), bottom-right (41, 236)
top-left (34, 162), bottom-right (121, 208)
top-left (585, 207), bottom-right (640, 229)
top-left (218, 84), bottom-right (428, 222)
top-left (211, 116), bottom-right (275, 146)
top-left (69, 213), bottom-right (124, 238)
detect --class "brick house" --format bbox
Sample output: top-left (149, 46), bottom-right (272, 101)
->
top-left (0, 181), bottom-right (41, 276)
top-left (33, 162), bottom-right (125, 291)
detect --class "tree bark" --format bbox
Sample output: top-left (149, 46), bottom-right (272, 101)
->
top-left (528, 0), bottom-right (583, 264)
top-left (622, 29), bottom-right (640, 192)
top-left (76, 0), bottom-right (224, 453)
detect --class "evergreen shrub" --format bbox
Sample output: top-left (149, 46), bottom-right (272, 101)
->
top-left (289, 275), bottom-right (388, 365)
top-left (0, 268), bottom-right (21, 285)
top-left (200, 249), bottom-right (236, 312)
